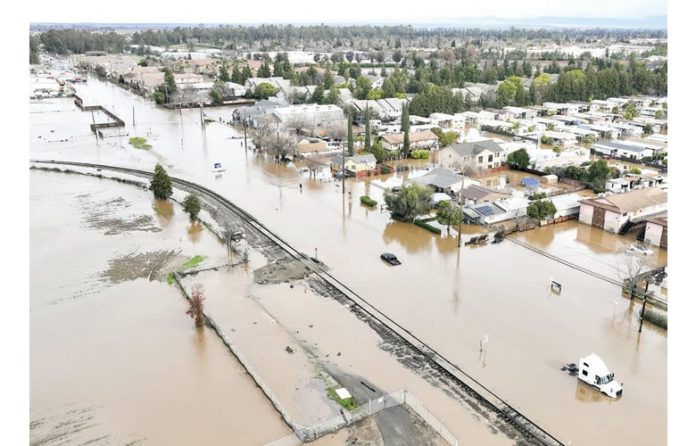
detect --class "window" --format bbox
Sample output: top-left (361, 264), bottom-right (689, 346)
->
top-left (488, 155), bottom-right (493, 162)
top-left (478, 156), bottom-right (483, 163)
top-left (582, 370), bottom-right (588, 376)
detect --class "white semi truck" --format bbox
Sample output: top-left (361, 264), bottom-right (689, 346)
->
top-left (577, 353), bottom-right (623, 398)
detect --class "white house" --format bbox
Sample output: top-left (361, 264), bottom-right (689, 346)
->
top-left (591, 140), bottom-right (654, 160)
top-left (644, 213), bottom-right (668, 249)
top-left (578, 187), bottom-right (668, 233)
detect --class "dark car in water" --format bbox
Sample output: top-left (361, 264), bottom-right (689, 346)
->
top-left (380, 253), bottom-right (401, 265)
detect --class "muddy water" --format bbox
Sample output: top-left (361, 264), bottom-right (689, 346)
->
top-left (30, 171), bottom-right (292, 445)
top-left (512, 220), bottom-right (667, 281)
top-left (30, 74), bottom-right (666, 445)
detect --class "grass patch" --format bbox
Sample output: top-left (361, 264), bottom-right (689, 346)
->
top-left (327, 386), bottom-right (359, 411)
top-left (128, 136), bottom-right (152, 150)
top-left (360, 195), bottom-right (377, 207)
top-left (414, 218), bottom-right (442, 235)
top-left (180, 255), bottom-right (205, 270)
top-left (643, 308), bottom-right (668, 329)
top-left (167, 273), bottom-right (175, 285)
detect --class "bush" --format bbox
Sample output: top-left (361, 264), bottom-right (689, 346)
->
top-left (529, 192), bottom-right (547, 200)
top-left (360, 195), bottom-right (377, 207)
top-left (410, 149), bottom-right (430, 159)
top-left (527, 199), bottom-right (557, 220)
top-left (415, 218), bottom-right (442, 235)
top-left (128, 136), bottom-right (152, 149)
top-left (183, 194), bottom-right (202, 220)
top-left (643, 308), bottom-right (667, 329)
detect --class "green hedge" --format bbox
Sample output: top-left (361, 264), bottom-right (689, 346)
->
top-left (360, 195), bottom-right (377, 207)
top-left (643, 308), bottom-right (668, 329)
top-left (415, 218), bottom-right (441, 235)
top-left (410, 150), bottom-right (430, 159)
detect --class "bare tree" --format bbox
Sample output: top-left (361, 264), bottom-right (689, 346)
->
top-left (323, 122), bottom-right (347, 142)
top-left (619, 252), bottom-right (651, 300)
top-left (251, 122), bottom-right (275, 152)
top-left (186, 284), bottom-right (206, 328)
top-left (285, 116), bottom-right (311, 136)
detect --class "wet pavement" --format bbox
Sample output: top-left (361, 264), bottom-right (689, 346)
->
top-left (30, 72), bottom-right (667, 446)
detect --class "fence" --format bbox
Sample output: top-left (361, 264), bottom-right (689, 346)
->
top-left (265, 390), bottom-right (458, 446)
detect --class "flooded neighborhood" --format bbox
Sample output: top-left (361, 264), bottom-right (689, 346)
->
top-left (25, 10), bottom-right (675, 446)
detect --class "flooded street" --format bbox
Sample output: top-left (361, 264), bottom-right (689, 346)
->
top-left (30, 74), bottom-right (667, 445)
top-left (30, 171), bottom-right (292, 445)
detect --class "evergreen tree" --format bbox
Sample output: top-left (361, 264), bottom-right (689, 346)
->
top-left (309, 85), bottom-right (324, 104)
top-left (347, 110), bottom-right (354, 156)
top-left (150, 164), bottom-right (173, 199)
top-left (364, 106), bottom-right (372, 152)
top-left (401, 104), bottom-right (410, 156)
top-left (183, 194), bottom-right (201, 220)
top-left (219, 63), bottom-right (230, 82)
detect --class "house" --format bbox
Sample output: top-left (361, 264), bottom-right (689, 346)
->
top-left (547, 193), bottom-right (583, 218)
top-left (297, 140), bottom-right (331, 157)
top-left (503, 106), bottom-right (539, 120)
top-left (330, 154), bottom-right (378, 178)
top-left (381, 130), bottom-right (439, 152)
top-left (224, 82), bottom-right (248, 97)
top-left (644, 212), bottom-right (668, 249)
top-left (459, 184), bottom-right (510, 206)
top-left (591, 140), bottom-right (654, 160)
top-left (578, 187), bottom-right (668, 233)
top-left (463, 192), bottom-right (529, 224)
top-left (411, 168), bottom-right (478, 195)
top-left (604, 174), bottom-right (665, 192)
top-left (527, 147), bottom-right (591, 170)
top-left (439, 139), bottom-right (505, 171)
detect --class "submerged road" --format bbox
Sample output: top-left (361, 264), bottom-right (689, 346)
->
top-left (31, 159), bottom-right (566, 446)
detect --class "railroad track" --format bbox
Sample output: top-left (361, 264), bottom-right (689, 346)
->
top-left (31, 159), bottom-right (566, 446)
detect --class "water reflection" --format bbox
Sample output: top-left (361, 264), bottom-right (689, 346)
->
top-left (382, 221), bottom-right (432, 254)
top-left (574, 381), bottom-right (619, 404)
top-left (153, 199), bottom-right (174, 225)
top-left (188, 221), bottom-right (204, 243)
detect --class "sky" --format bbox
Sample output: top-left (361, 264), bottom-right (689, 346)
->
top-left (28, 0), bottom-right (667, 25)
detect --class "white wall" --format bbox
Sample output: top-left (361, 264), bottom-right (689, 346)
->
top-left (579, 203), bottom-right (594, 225)
top-left (644, 222), bottom-right (664, 247)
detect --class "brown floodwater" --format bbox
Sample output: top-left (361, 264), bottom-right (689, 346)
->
top-left (30, 73), bottom-right (667, 445)
top-left (30, 171), bottom-right (292, 445)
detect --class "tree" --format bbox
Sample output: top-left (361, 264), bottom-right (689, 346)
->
top-left (186, 284), bottom-right (206, 328)
top-left (150, 164), bottom-right (173, 199)
top-left (183, 194), bottom-right (202, 220)
top-left (507, 148), bottom-right (530, 169)
top-left (654, 109), bottom-right (664, 120)
top-left (219, 63), bottom-right (230, 82)
top-left (30, 35), bottom-right (40, 64)
top-left (309, 85), bottom-right (324, 104)
top-left (364, 106), bottom-right (372, 152)
top-left (430, 127), bottom-right (458, 147)
top-left (643, 124), bottom-right (654, 135)
top-left (164, 68), bottom-right (177, 95)
top-left (620, 252), bottom-right (651, 300)
top-left (527, 200), bottom-right (557, 220)
top-left (401, 105), bottom-right (410, 156)
top-left (347, 110), bottom-right (354, 156)
top-left (436, 200), bottom-right (462, 233)
top-left (384, 183), bottom-right (433, 222)
top-left (249, 82), bottom-right (279, 99)
top-left (209, 81), bottom-right (225, 105)
top-left (587, 159), bottom-right (610, 182)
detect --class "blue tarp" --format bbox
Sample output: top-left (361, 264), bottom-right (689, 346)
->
top-left (521, 177), bottom-right (540, 188)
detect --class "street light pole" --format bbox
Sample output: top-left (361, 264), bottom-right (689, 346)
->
top-left (639, 278), bottom-right (650, 333)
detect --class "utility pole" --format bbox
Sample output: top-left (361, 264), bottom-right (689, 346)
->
top-left (243, 118), bottom-right (248, 152)
top-left (457, 166), bottom-right (465, 248)
top-left (132, 105), bottom-right (135, 126)
top-left (342, 143), bottom-right (346, 194)
top-left (639, 277), bottom-right (650, 333)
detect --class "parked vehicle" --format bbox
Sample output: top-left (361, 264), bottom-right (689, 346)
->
top-left (577, 353), bottom-right (623, 398)
top-left (627, 244), bottom-right (654, 256)
top-left (380, 253), bottom-right (401, 266)
top-left (213, 162), bottom-right (226, 173)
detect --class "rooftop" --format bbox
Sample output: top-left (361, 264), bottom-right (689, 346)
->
top-left (580, 187), bottom-right (667, 214)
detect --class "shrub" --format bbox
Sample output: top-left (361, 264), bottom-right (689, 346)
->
top-left (529, 192), bottom-right (547, 200)
top-left (527, 199), bottom-right (557, 220)
top-left (183, 194), bottom-right (202, 220)
top-left (410, 149), bottom-right (430, 159)
top-left (643, 308), bottom-right (667, 329)
top-left (128, 136), bottom-right (152, 149)
top-left (360, 195), bottom-right (377, 207)
top-left (415, 218), bottom-right (442, 235)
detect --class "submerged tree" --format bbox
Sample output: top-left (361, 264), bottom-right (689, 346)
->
top-left (384, 183), bottom-right (433, 222)
top-left (186, 284), bottom-right (206, 328)
top-left (150, 164), bottom-right (173, 199)
top-left (436, 200), bottom-right (462, 234)
top-left (183, 194), bottom-right (201, 220)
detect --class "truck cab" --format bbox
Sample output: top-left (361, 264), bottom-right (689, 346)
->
top-left (578, 353), bottom-right (623, 398)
